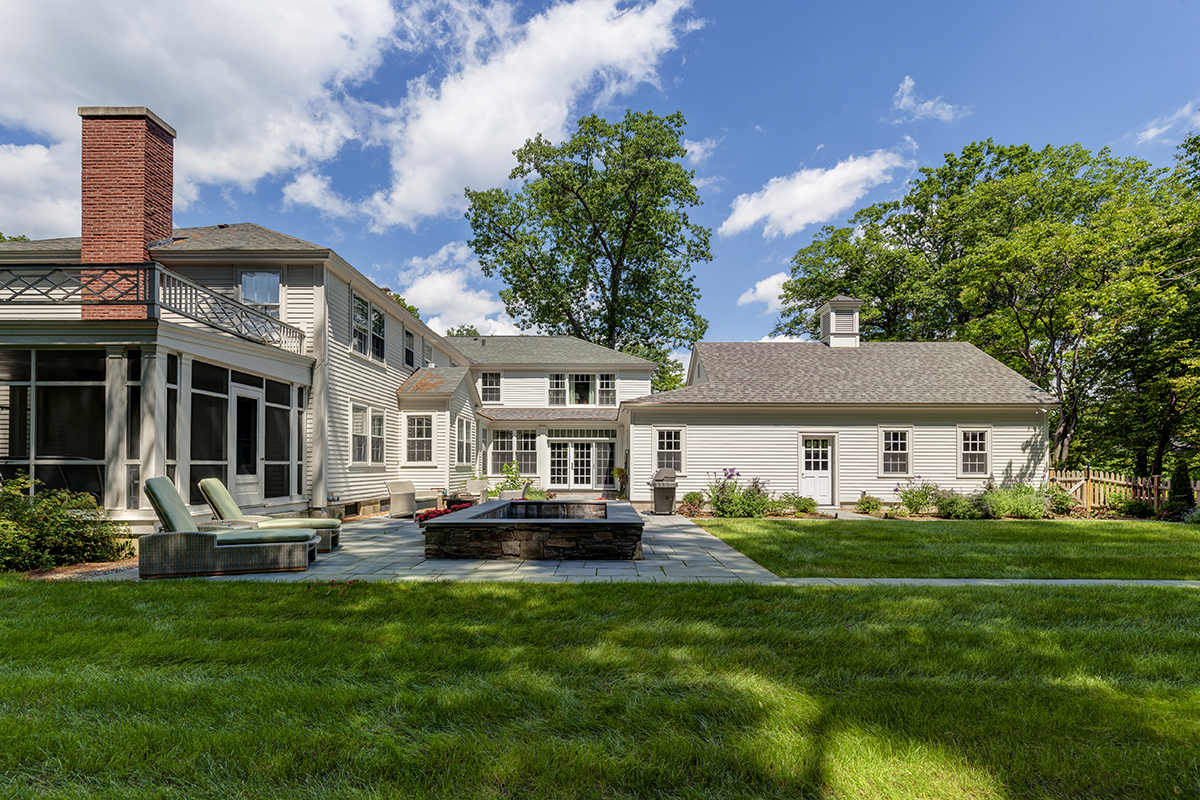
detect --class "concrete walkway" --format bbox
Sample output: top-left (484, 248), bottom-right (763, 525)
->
top-left (89, 513), bottom-right (1200, 587)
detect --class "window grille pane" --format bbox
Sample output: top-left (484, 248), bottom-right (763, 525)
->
top-left (423, 341), bottom-right (433, 364)
top-left (265, 465), bottom-right (289, 498)
top-left (191, 361), bottom-right (229, 394)
top-left (0, 350), bottom-right (31, 382)
top-left (265, 406), bottom-right (289, 462)
top-left (656, 430), bottom-right (681, 471)
top-left (235, 396), bottom-right (258, 476)
top-left (167, 353), bottom-right (178, 386)
top-left (231, 371), bottom-right (263, 388)
top-left (0, 386), bottom-right (30, 459)
top-left (371, 308), bottom-right (385, 360)
top-left (37, 350), bottom-right (105, 382)
top-left (38, 386), bottom-right (105, 459)
top-left (882, 452), bottom-right (908, 473)
top-left (191, 393), bottom-right (228, 461)
top-left (658, 451), bottom-right (681, 471)
top-left (370, 413), bottom-right (385, 463)
top-left (549, 374), bottom-right (566, 406)
top-left (265, 380), bottom-right (290, 406)
top-left (353, 297), bottom-right (369, 355)
top-left (598, 374), bottom-right (616, 405)
top-left (962, 431), bottom-right (987, 473)
top-left (405, 332), bottom-right (415, 367)
top-left (481, 372), bottom-right (501, 402)
top-left (407, 415), bottom-right (432, 462)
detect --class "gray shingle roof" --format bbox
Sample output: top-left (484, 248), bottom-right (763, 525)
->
top-left (397, 367), bottom-right (472, 395)
top-left (446, 335), bottom-right (654, 367)
top-left (0, 223), bottom-right (328, 257)
top-left (626, 342), bottom-right (1058, 405)
top-left (478, 408), bottom-right (620, 422)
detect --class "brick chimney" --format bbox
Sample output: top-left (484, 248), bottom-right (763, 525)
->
top-left (78, 107), bottom-right (176, 320)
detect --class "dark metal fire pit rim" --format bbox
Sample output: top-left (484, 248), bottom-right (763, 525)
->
top-left (420, 499), bottom-right (644, 528)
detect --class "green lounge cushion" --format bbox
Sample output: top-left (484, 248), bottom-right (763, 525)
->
top-left (145, 477), bottom-right (200, 532)
top-left (198, 478), bottom-right (248, 520)
top-left (254, 517), bottom-right (341, 530)
top-left (214, 529), bottom-right (317, 546)
top-left (415, 494), bottom-right (439, 502)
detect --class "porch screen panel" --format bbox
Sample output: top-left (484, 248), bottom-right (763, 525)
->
top-left (235, 396), bottom-right (258, 476)
top-left (37, 386), bottom-right (104, 459)
top-left (191, 395), bottom-right (228, 461)
top-left (265, 406), bottom-right (289, 462)
top-left (0, 386), bottom-right (29, 460)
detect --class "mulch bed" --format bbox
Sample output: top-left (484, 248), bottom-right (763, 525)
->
top-left (25, 557), bottom-right (138, 581)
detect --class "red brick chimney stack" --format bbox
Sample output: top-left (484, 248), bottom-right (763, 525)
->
top-left (78, 106), bottom-right (176, 264)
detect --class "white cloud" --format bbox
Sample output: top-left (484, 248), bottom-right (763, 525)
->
top-left (737, 271), bottom-right (789, 313)
top-left (359, 0), bottom-right (697, 231)
top-left (383, 241), bottom-right (520, 336)
top-left (890, 76), bottom-right (968, 123)
top-left (719, 149), bottom-right (913, 239)
top-left (757, 333), bottom-right (805, 342)
top-left (1135, 100), bottom-right (1200, 144)
top-left (683, 137), bottom-right (720, 166)
top-left (0, 0), bottom-right (697, 238)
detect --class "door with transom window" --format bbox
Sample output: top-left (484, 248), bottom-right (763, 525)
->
top-left (801, 436), bottom-right (833, 506)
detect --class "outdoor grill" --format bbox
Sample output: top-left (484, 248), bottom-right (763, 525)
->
top-left (648, 467), bottom-right (678, 515)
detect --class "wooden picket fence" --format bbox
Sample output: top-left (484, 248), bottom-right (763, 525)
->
top-left (1048, 467), bottom-right (1200, 513)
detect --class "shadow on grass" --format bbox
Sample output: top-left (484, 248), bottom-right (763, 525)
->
top-left (0, 578), bottom-right (1198, 798)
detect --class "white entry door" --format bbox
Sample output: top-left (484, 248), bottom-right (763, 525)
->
top-left (801, 437), bottom-right (832, 506)
top-left (232, 388), bottom-right (265, 507)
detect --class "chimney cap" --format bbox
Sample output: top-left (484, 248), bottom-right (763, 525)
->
top-left (78, 106), bottom-right (177, 138)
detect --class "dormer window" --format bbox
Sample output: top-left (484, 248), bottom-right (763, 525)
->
top-left (241, 271), bottom-right (280, 318)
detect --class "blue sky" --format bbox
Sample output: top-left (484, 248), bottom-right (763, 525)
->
top-left (2, 0), bottom-right (1198, 355)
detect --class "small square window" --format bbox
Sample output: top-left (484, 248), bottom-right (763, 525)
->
top-left (962, 430), bottom-right (988, 475)
top-left (881, 430), bottom-right (909, 474)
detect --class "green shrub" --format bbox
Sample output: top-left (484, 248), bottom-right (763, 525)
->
top-left (1168, 458), bottom-right (1195, 510)
top-left (677, 491), bottom-right (704, 517)
top-left (1108, 492), bottom-right (1156, 519)
top-left (976, 483), bottom-right (1047, 520)
top-left (889, 506), bottom-right (909, 518)
top-left (934, 491), bottom-right (983, 520)
top-left (1008, 491), bottom-right (1049, 520)
top-left (705, 469), bottom-right (772, 518)
top-left (1045, 485), bottom-right (1077, 515)
top-left (894, 477), bottom-right (939, 515)
top-left (1184, 507), bottom-right (1200, 525)
top-left (855, 495), bottom-right (882, 514)
top-left (0, 473), bottom-right (130, 571)
top-left (779, 492), bottom-right (818, 515)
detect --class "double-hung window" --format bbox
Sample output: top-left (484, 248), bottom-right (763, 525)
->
top-left (407, 415), bottom-right (433, 463)
top-left (241, 271), bottom-right (281, 318)
top-left (456, 417), bottom-right (474, 465)
top-left (423, 341), bottom-right (433, 366)
top-left (405, 331), bottom-right (416, 368)
top-left (880, 429), bottom-right (910, 475)
top-left (352, 294), bottom-right (386, 362)
top-left (491, 430), bottom-right (513, 474)
top-left (548, 373), bottom-right (567, 406)
top-left (656, 429), bottom-right (683, 472)
top-left (598, 373), bottom-right (616, 406)
top-left (491, 429), bottom-right (537, 474)
top-left (960, 429), bottom-right (989, 476)
top-left (515, 430), bottom-right (537, 474)
top-left (352, 405), bottom-right (385, 465)
top-left (481, 372), bottom-right (501, 403)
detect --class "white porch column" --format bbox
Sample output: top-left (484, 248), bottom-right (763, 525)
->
top-left (177, 355), bottom-right (193, 503)
top-left (140, 345), bottom-right (167, 493)
top-left (103, 347), bottom-right (125, 512)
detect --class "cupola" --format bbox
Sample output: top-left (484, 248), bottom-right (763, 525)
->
top-left (816, 296), bottom-right (864, 348)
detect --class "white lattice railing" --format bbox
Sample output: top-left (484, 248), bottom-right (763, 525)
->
top-left (0, 263), bottom-right (306, 354)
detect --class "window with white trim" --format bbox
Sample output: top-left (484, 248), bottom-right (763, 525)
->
top-left (351, 405), bottom-right (368, 464)
top-left (570, 374), bottom-right (594, 405)
top-left (371, 411), bottom-right (385, 464)
top-left (656, 428), bottom-right (683, 472)
top-left (352, 296), bottom-right (370, 356)
top-left (406, 415), bottom-right (433, 463)
top-left (423, 341), bottom-right (433, 366)
top-left (371, 307), bottom-right (385, 361)
top-left (456, 416), bottom-right (474, 465)
top-left (548, 373), bottom-right (566, 406)
top-left (960, 429), bottom-right (989, 475)
top-left (516, 430), bottom-right (537, 474)
top-left (240, 271), bottom-right (280, 318)
top-left (491, 430), bottom-right (513, 474)
top-left (481, 372), bottom-right (501, 403)
top-left (404, 331), bottom-right (415, 368)
top-left (881, 429), bottom-right (910, 475)
top-left (598, 373), bottom-right (616, 406)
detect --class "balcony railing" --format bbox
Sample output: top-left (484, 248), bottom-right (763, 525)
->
top-left (0, 263), bottom-right (306, 355)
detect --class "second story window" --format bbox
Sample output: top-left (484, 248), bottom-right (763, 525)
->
top-left (598, 373), bottom-right (616, 406)
top-left (241, 271), bottom-right (280, 318)
top-left (371, 308), bottom-right (385, 361)
top-left (571, 374), bottom-right (593, 405)
top-left (405, 331), bottom-right (416, 368)
top-left (423, 341), bottom-right (433, 366)
top-left (481, 372), bottom-right (501, 402)
top-left (549, 373), bottom-right (566, 406)
top-left (407, 415), bottom-right (432, 463)
top-left (352, 296), bottom-right (369, 356)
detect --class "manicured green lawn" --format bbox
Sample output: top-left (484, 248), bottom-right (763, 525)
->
top-left (699, 518), bottom-right (1200, 580)
top-left (2, 577), bottom-right (1199, 798)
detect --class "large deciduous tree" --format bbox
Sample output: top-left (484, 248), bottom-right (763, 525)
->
top-left (464, 110), bottom-right (711, 357)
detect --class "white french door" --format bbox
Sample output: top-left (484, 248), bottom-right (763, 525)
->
top-left (801, 437), bottom-right (832, 506)
top-left (549, 442), bottom-right (570, 488)
top-left (571, 442), bottom-right (593, 487)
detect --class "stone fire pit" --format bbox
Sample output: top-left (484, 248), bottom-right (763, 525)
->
top-left (422, 500), bottom-right (644, 560)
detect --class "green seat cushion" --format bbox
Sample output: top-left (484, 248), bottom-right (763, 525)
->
top-left (215, 530), bottom-right (317, 545)
top-left (414, 494), bottom-right (439, 502)
top-left (145, 476), bottom-right (199, 532)
top-left (198, 478), bottom-right (247, 520)
top-left (255, 518), bottom-right (341, 530)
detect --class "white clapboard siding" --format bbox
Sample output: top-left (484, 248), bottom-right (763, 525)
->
top-left (500, 370), bottom-right (547, 406)
top-left (170, 266), bottom-right (237, 297)
top-left (449, 379), bottom-right (477, 493)
top-left (283, 265), bottom-right (316, 354)
top-left (0, 305), bottom-right (81, 320)
top-left (617, 370), bottom-right (653, 400)
top-left (627, 406), bottom-right (1048, 504)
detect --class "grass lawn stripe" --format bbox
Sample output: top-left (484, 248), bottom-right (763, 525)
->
top-left (699, 518), bottom-right (1200, 580)
top-left (0, 577), bottom-right (1198, 798)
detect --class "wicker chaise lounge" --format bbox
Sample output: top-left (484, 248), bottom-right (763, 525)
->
top-left (198, 478), bottom-right (341, 552)
top-left (140, 477), bottom-right (321, 580)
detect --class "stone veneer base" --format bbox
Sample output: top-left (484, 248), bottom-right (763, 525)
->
top-left (422, 500), bottom-right (645, 560)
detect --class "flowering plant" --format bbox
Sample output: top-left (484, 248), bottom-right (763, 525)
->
top-left (416, 503), bottom-right (471, 524)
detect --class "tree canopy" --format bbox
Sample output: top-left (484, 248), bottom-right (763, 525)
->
top-left (388, 293), bottom-right (419, 319)
top-left (775, 136), bottom-right (1200, 472)
top-left (464, 110), bottom-right (711, 355)
top-left (444, 324), bottom-right (480, 337)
